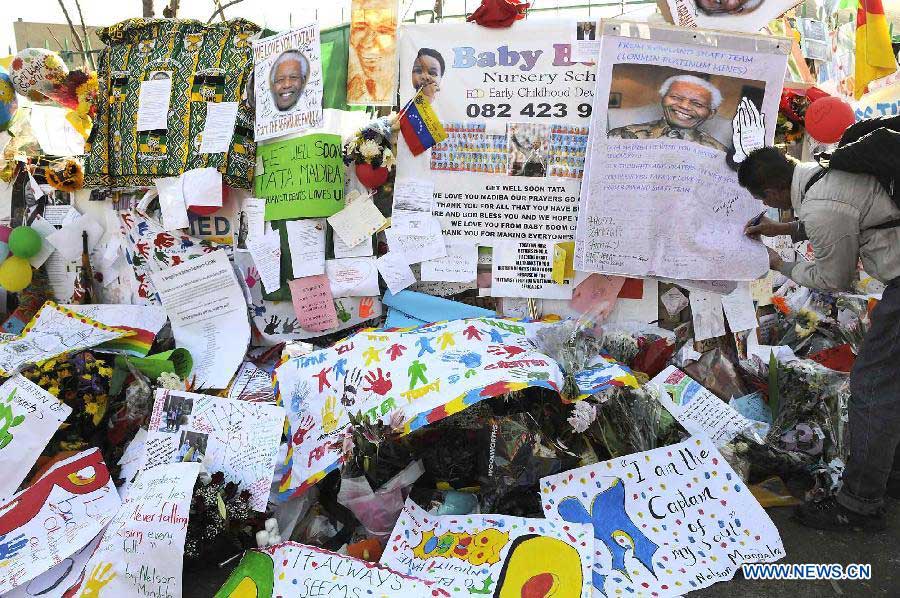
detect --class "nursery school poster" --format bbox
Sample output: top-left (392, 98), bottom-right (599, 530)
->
top-left (397, 20), bottom-right (595, 244)
top-left (381, 498), bottom-right (593, 597)
top-left (541, 436), bottom-right (784, 598)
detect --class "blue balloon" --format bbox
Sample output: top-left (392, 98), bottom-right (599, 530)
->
top-left (0, 68), bottom-right (17, 132)
top-left (0, 241), bottom-right (9, 264)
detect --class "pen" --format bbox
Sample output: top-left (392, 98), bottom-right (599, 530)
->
top-left (748, 210), bottom-right (767, 227)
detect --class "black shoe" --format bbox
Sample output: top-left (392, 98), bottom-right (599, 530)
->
top-left (887, 478), bottom-right (900, 500)
top-left (794, 497), bottom-right (886, 532)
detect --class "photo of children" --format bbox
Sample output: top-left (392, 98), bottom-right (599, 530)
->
top-left (430, 122), bottom-right (508, 174)
top-left (176, 431), bottom-right (208, 463)
top-left (160, 394), bottom-right (194, 433)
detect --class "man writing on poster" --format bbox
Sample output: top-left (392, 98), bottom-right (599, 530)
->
top-left (609, 74), bottom-right (727, 151)
top-left (738, 145), bottom-right (900, 532)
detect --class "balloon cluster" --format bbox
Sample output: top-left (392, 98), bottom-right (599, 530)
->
top-left (7, 48), bottom-right (99, 139)
top-left (0, 225), bottom-right (41, 292)
top-left (780, 87), bottom-right (856, 145)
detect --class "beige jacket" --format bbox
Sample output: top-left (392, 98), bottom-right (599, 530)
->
top-left (779, 162), bottom-right (900, 290)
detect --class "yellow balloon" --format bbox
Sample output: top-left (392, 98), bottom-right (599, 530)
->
top-left (0, 255), bottom-right (33, 292)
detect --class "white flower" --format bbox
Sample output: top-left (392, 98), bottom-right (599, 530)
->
top-left (388, 409), bottom-right (405, 432)
top-left (156, 371), bottom-right (184, 390)
top-left (359, 139), bottom-right (382, 159)
top-left (567, 400), bottom-right (597, 433)
top-left (382, 148), bottom-right (395, 169)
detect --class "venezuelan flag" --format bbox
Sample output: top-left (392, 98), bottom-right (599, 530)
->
top-left (399, 90), bottom-right (447, 156)
top-left (855, 0), bottom-right (898, 99)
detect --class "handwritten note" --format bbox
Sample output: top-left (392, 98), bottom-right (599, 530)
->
top-left (76, 463), bottom-right (200, 598)
top-left (256, 134), bottom-right (344, 220)
top-left (392, 179), bottom-right (434, 213)
top-left (721, 282), bottom-right (758, 332)
top-left (660, 286), bottom-right (689, 316)
top-left (689, 289), bottom-right (726, 341)
top-left (333, 233), bottom-right (374, 258)
top-left (289, 275), bottom-right (339, 332)
top-left (385, 227), bottom-right (446, 265)
top-left (144, 389), bottom-right (285, 511)
top-left (391, 212), bottom-right (441, 236)
top-left (327, 197), bottom-right (386, 248)
top-left (570, 273), bottom-right (626, 317)
top-left (245, 229), bottom-right (282, 294)
top-left (325, 257), bottom-right (380, 297)
top-left (420, 241), bottom-right (478, 282)
top-left (651, 365), bottom-right (760, 447)
top-left (376, 252), bottom-right (416, 294)
top-left (0, 375), bottom-right (72, 500)
top-left (285, 219), bottom-right (326, 278)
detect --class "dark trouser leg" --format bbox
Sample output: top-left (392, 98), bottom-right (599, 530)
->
top-left (837, 280), bottom-right (900, 515)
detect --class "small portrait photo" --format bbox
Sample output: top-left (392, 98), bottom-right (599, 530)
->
top-left (177, 430), bottom-right (208, 463)
top-left (605, 64), bottom-right (766, 154)
top-left (411, 47), bottom-right (445, 104)
top-left (576, 21), bottom-right (597, 41)
top-left (269, 50), bottom-right (310, 112)
top-left (160, 394), bottom-right (194, 433)
top-left (149, 70), bottom-right (172, 81)
top-left (507, 123), bottom-right (550, 178)
top-left (235, 209), bottom-right (249, 250)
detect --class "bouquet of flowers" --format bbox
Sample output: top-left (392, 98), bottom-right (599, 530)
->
top-left (343, 115), bottom-right (397, 189)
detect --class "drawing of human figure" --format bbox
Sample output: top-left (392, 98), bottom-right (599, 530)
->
top-left (408, 360), bottom-right (428, 390)
top-left (415, 336), bottom-right (435, 358)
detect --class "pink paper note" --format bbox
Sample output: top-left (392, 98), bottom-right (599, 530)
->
top-left (288, 274), bottom-right (339, 332)
top-left (571, 274), bottom-right (627, 321)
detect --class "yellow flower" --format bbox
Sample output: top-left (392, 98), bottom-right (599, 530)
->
top-left (48, 386), bottom-right (60, 396)
top-left (0, 80), bottom-right (13, 103)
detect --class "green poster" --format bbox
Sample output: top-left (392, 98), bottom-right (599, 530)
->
top-left (255, 133), bottom-right (345, 220)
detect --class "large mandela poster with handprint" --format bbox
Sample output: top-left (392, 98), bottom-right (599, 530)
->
top-left (574, 20), bottom-right (789, 281)
top-left (541, 436), bottom-right (785, 597)
top-left (274, 317), bottom-right (637, 498)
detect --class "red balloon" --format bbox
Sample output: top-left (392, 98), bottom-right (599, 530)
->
top-left (187, 204), bottom-right (220, 216)
top-left (187, 185), bottom-right (228, 216)
top-left (355, 162), bottom-right (389, 189)
top-left (805, 96), bottom-right (855, 144)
